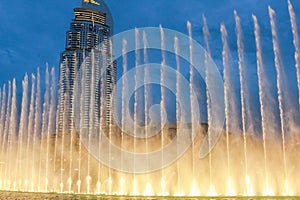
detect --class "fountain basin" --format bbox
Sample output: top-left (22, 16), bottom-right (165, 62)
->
top-left (0, 191), bottom-right (299, 200)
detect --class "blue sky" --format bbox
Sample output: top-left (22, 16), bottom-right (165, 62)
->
top-left (0, 0), bottom-right (298, 84)
top-left (0, 0), bottom-right (300, 132)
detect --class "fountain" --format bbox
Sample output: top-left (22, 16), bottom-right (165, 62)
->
top-left (1, 2), bottom-right (300, 199)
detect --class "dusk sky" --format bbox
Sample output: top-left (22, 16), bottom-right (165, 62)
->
top-left (0, 0), bottom-right (298, 84)
top-left (0, 0), bottom-right (300, 130)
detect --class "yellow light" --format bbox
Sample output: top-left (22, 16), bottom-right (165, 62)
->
top-left (174, 191), bottom-right (185, 196)
top-left (67, 177), bottom-right (72, 193)
top-left (131, 179), bottom-right (138, 196)
top-left (13, 181), bottom-right (17, 191)
top-left (227, 178), bottom-right (236, 196)
top-left (96, 181), bottom-right (101, 194)
top-left (119, 177), bottom-right (125, 195)
top-left (245, 175), bottom-right (254, 196)
top-left (206, 184), bottom-right (217, 196)
top-left (83, 0), bottom-right (100, 6)
top-left (190, 182), bottom-right (200, 196)
top-left (30, 181), bottom-right (34, 192)
top-left (161, 177), bottom-right (166, 194)
top-left (143, 183), bottom-right (154, 196)
top-left (283, 180), bottom-right (293, 196)
top-left (264, 186), bottom-right (274, 196)
top-left (24, 180), bottom-right (28, 190)
top-left (18, 179), bottom-right (22, 190)
top-left (60, 182), bottom-right (64, 193)
top-left (77, 180), bottom-right (81, 193)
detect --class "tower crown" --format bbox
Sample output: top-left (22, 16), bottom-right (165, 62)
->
top-left (81, 0), bottom-right (113, 33)
top-left (83, 0), bottom-right (100, 5)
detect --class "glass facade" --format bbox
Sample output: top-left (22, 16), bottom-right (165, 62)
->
top-left (58, 0), bottom-right (115, 133)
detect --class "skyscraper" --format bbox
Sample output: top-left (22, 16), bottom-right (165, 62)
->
top-left (58, 0), bottom-right (116, 133)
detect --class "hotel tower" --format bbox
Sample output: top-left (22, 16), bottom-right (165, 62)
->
top-left (57, 0), bottom-right (116, 133)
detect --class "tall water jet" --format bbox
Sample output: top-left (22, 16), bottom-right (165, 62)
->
top-left (42, 66), bottom-right (50, 148)
top-left (97, 77), bottom-right (103, 195)
top-left (45, 67), bottom-right (56, 191)
top-left (174, 36), bottom-right (181, 195)
top-left (221, 23), bottom-right (250, 195)
top-left (288, 0), bottom-right (300, 107)
top-left (87, 52), bottom-right (94, 193)
top-left (7, 79), bottom-right (17, 187)
top-left (187, 21), bottom-right (199, 195)
top-left (60, 94), bottom-right (67, 193)
top-left (143, 30), bottom-right (151, 193)
top-left (0, 85), bottom-right (6, 129)
top-left (234, 11), bottom-right (253, 195)
top-left (269, 7), bottom-right (289, 194)
top-left (60, 67), bottom-right (70, 193)
top-left (202, 15), bottom-right (211, 56)
top-left (0, 88), bottom-right (1, 127)
top-left (78, 53), bottom-right (87, 194)
top-left (159, 24), bottom-right (167, 195)
top-left (72, 57), bottom-right (80, 194)
top-left (120, 38), bottom-right (128, 194)
top-left (87, 50), bottom-right (98, 193)
top-left (16, 74), bottom-right (28, 188)
top-left (87, 50), bottom-right (96, 194)
top-left (0, 84), bottom-right (6, 166)
top-left (234, 11), bottom-right (248, 142)
top-left (68, 66), bottom-right (75, 194)
top-left (253, 15), bottom-right (271, 195)
top-left (38, 66), bottom-right (50, 191)
top-left (25, 75), bottom-right (35, 190)
top-left (2, 81), bottom-right (11, 188)
top-left (32, 68), bottom-right (41, 190)
top-left (132, 28), bottom-right (140, 195)
top-left (109, 38), bottom-right (115, 194)
top-left (53, 77), bottom-right (60, 178)
top-left (220, 23), bottom-right (233, 194)
top-left (0, 90), bottom-right (1, 143)
top-left (202, 15), bottom-right (215, 195)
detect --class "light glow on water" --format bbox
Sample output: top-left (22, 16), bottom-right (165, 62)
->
top-left (206, 184), bottom-right (217, 196)
top-left (226, 178), bottom-right (236, 196)
top-left (119, 178), bottom-right (124, 195)
top-left (245, 175), bottom-right (254, 196)
top-left (59, 183), bottom-right (64, 193)
top-left (143, 183), bottom-right (154, 196)
top-left (174, 191), bottom-right (186, 196)
top-left (76, 180), bottom-right (81, 194)
top-left (190, 181), bottom-right (200, 196)
top-left (264, 184), bottom-right (274, 196)
top-left (96, 181), bottom-right (101, 194)
top-left (131, 179), bottom-right (138, 196)
top-left (283, 180), bottom-right (293, 196)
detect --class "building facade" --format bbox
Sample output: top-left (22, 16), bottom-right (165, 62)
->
top-left (58, 0), bottom-right (116, 133)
